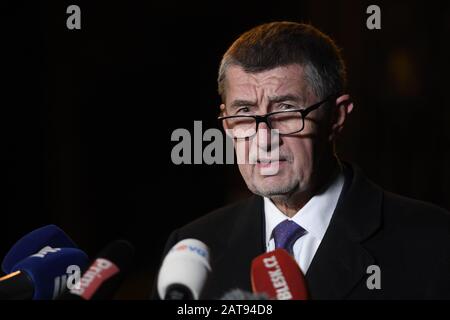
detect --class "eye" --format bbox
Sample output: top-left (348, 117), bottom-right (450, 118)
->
top-left (236, 107), bottom-right (251, 114)
top-left (278, 103), bottom-right (296, 111)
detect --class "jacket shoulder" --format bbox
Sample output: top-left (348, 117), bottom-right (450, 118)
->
top-left (177, 195), bottom-right (259, 238)
top-left (383, 191), bottom-right (450, 223)
top-left (382, 191), bottom-right (450, 240)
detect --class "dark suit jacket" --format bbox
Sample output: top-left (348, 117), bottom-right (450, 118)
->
top-left (153, 164), bottom-right (450, 299)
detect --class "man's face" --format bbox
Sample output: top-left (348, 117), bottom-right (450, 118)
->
top-left (221, 64), bottom-right (331, 198)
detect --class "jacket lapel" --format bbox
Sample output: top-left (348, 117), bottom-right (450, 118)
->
top-left (305, 163), bottom-right (383, 299)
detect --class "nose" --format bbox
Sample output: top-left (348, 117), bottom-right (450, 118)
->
top-left (255, 121), bottom-right (279, 153)
top-left (256, 121), bottom-right (271, 150)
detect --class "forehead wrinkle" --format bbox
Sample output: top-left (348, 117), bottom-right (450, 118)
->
top-left (225, 64), bottom-right (311, 106)
top-left (245, 74), bottom-right (293, 106)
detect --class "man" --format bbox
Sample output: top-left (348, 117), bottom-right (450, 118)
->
top-left (155, 22), bottom-right (450, 299)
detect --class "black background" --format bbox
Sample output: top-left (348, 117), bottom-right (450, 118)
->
top-left (3, 0), bottom-right (450, 298)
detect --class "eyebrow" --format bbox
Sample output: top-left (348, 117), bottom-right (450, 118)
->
top-left (228, 99), bottom-right (257, 110)
top-left (269, 94), bottom-right (304, 104)
top-left (228, 94), bottom-right (304, 110)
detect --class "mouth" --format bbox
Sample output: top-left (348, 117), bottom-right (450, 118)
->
top-left (256, 156), bottom-right (286, 163)
top-left (255, 158), bottom-right (287, 168)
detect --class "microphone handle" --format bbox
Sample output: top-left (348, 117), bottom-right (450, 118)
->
top-left (164, 283), bottom-right (194, 300)
top-left (0, 271), bottom-right (34, 300)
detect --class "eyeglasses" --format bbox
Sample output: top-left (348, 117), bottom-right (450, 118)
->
top-left (218, 95), bottom-right (335, 139)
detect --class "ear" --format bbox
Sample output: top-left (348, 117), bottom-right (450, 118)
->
top-left (329, 94), bottom-right (354, 141)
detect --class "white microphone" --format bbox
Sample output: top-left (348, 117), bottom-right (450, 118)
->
top-left (157, 239), bottom-right (211, 300)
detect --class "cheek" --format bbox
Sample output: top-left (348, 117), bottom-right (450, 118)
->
top-left (283, 137), bottom-right (315, 168)
top-left (237, 163), bottom-right (253, 182)
top-left (234, 140), bottom-right (250, 164)
top-left (234, 138), bottom-right (263, 166)
top-left (234, 140), bottom-right (253, 177)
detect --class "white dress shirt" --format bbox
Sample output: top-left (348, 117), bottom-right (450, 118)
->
top-left (264, 172), bottom-right (345, 274)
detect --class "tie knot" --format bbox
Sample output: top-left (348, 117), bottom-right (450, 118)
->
top-left (272, 220), bottom-right (306, 255)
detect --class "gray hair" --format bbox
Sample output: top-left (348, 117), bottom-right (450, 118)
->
top-left (217, 21), bottom-right (346, 103)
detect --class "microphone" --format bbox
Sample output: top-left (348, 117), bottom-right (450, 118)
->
top-left (251, 248), bottom-right (309, 300)
top-left (0, 247), bottom-right (89, 300)
top-left (157, 239), bottom-right (211, 300)
top-left (220, 288), bottom-right (268, 300)
top-left (58, 240), bottom-right (134, 300)
top-left (2, 225), bottom-right (78, 274)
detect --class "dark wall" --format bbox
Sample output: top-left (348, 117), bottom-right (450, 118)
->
top-left (3, 0), bottom-right (450, 298)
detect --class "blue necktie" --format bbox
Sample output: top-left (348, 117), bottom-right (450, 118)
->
top-left (272, 220), bottom-right (307, 256)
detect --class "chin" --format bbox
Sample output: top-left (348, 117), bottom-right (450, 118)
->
top-left (251, 178), bottom-right (298, 198)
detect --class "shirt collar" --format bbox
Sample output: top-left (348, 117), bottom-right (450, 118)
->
top-left (264, 171), bottom-right (345, 247)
